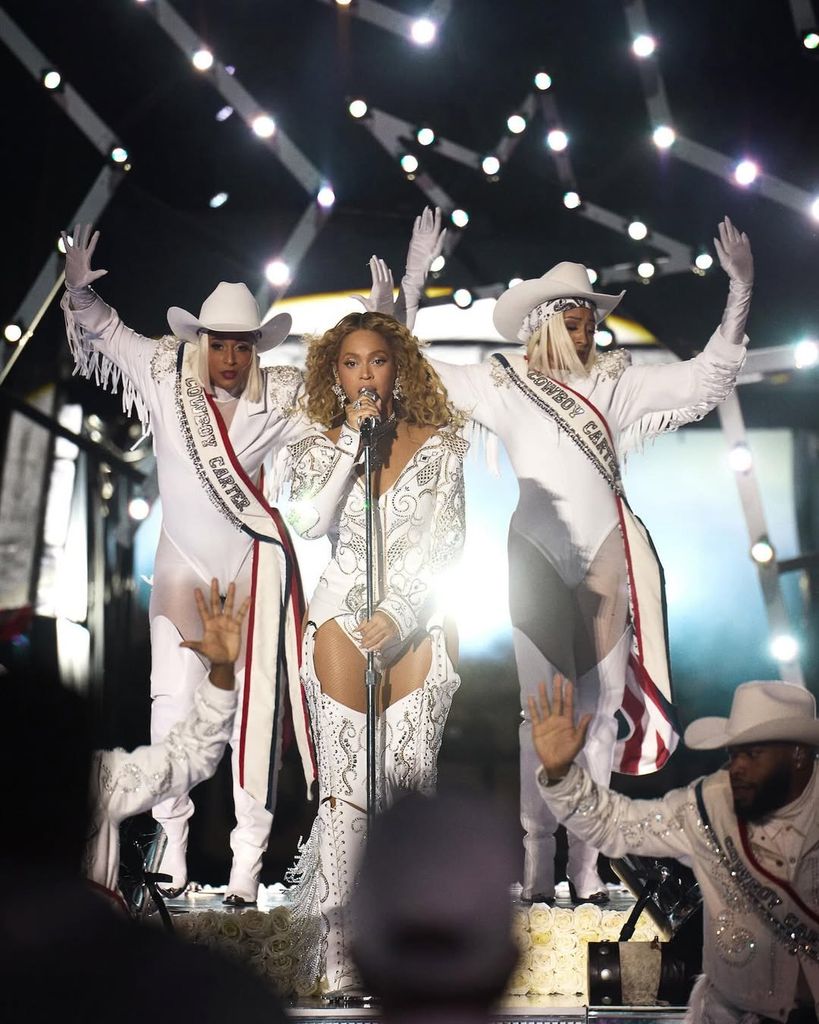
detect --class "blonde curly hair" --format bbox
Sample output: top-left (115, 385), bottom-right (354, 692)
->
top-left (302, 312), bottom-right (462, 428)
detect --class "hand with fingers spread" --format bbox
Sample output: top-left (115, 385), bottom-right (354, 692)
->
top-left (355, 610), bottom-right (399, 653)
top-left (396, 206), bottom-right (447, 328)
top-left (179, 579), bottom-right (250, 688)
top-left (714, 216), bottom-right (753, 286)
top-left (352, 256), bottom-right (396, 315)
top-left (528, 675), bottom-right (592, 782)
top-left (61, 223), bottom-right (109, 292)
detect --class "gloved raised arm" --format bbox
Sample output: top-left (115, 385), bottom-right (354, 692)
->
top-left (351, 256), bottom-right (396, 315)
top-left (395, 206), bottom-right (447, 330)
top-left (713, 214), bottom-right (753, 347)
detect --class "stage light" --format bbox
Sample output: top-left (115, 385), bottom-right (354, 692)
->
top-left (451, 208), bottom-right (470, 228)
top-left (336, 0), bottom-right (353, 6)
top-left (348, 98), bottom-right (368, 118)
top-left (430, 255), bottom-right (446, 273)
top-left (694, 252), bottom-right (713, 271)
top-left (110, 146), bottom-right (129, 164)
top-left (400, 153), bottom-right (419, 174)
top-left (794, 338), bottom-right (819, 369)
top-left (57, 233), bottom-right (73, 254)
top-left (42, 69), bottom-right (62, 90)
top-left (637, 261), bottom-right (655, 280)
top-left (252, 115), bottom-right (276, 138)
top-left (507, 114), bottom-right (527, 134)
top-left (508, 277), bottom-right (523, 288)
top-left (587, 268), bottom-right (599, 285)
top-left (750, 538), bottom-right (775, 565)
top-left (416, 127), bottom-right (435, 146)
top-left (215, 105), bottom-right (234, 122)
top-left (225, 65), bottom-right (236, 75)
top-left (317, 185), bottom-right (336, 209)
top-left (479, 155), bottom-right (499, 177)
top-left (563, 190), bottom-right (581, 210)
top-left (410, 18), bottom-right (437, 46)
top-left (810, 196), bottom-right (819, 221)
top-left (728, 442), bottom-right (753, 473)
top-left (4, 322), bottom-right (23, 343)
top-left (128, 497), bottom-right (151, 522)
top-left (652, 124), bottom-right (675, 149)
top-left (770, 634), bottom-right (799, 663)
top-left (192, 48), bottom-right (214, 71)
top-left (628, 220), bottom-right (648, 240)
top-left (546, 129), bottom-right (568, 151)
top-left (632, 34), bottom-right (656, 58)
top-left (734, 159), bottom-right (759, 186)
top-left (803, 31), bottom-right (819, 50)
top-left (453, 288), bottom-right (473, 308)
top-left (209, 192), bottom-right (229, 209)
top-left (265, 260), bottom-right (291, 287)
top-left (534, 71), bottom-right (552, 90)
top-left (595, 329), bottom-right (614, 349)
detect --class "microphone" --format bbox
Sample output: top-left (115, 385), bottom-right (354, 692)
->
top-left (358, 387), bottom-right (380, 433)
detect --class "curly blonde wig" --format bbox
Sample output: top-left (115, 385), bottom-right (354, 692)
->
top-left (526, 313), bottom-right (597, 380)
top-left (302, 312), bottom-right (462, 428)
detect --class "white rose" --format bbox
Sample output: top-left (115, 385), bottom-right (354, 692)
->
top-left (573, 904), bottom-right (603, 930)
top-left (506, 966), bottom-right (533, 996)
top-left (552, 930), bottom-right (578, 953)
top-left (552, 907), bottom-right (574, 930)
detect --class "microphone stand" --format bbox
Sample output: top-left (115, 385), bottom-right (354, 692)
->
top-left (359, 416), bottom-right (379, 830)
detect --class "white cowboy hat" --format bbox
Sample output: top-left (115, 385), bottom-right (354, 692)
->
top-left (493, 262), bottom-right (625, 341)
top-left (167, 282), bottom-right (292, 353)
top-left (684, 680), bottom-right (819, 750)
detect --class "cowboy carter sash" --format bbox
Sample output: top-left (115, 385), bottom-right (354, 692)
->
top-left (494, 354), bottom-right (680, 774)
top-left (175, 344), bottom-right (315, 808)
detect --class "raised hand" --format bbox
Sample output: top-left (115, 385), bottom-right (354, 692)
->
top-left (528, 675), bottom-right (592, 780)
top-left (180, 579), bottom-right (249, 670)
top-left (61, 223), bottom-right (109, 291)
top-left (352, 256), bottom-right (396, 315)
top-left (404, 206), bottom-right (446, 284)
top-left (714, 216), bottom-right (753, 286)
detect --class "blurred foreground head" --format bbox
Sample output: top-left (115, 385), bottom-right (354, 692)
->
top-left (352, 792), bottom-right (519, 1016)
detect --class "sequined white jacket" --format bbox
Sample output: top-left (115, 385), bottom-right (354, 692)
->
top-left (537, 764), bottom-right (819, 1021)
top-left (86, 680), bottom-right (237, 895)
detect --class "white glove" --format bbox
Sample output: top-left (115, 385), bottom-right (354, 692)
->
top-left (714, 216), bottom-right (753, 286)
top-left (396, 206), bottom-right (446, 329)
top-left (61, 223), bottom-right (109, 292)
top-left (351, 256), bottom-right (395, 315)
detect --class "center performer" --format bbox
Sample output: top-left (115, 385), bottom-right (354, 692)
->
top-left (282, 312), bottom-right (467, 996)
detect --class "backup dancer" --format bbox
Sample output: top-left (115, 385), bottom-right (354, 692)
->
top-left (61, 225), bottom-right (314, 905)
top-left (283, 311), bottom-right (466, 994)
top-left (393, 210), bottom-right (753, 904)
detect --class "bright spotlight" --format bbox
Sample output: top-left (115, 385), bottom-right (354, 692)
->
top-left (534, 71), bottom-right (552, 90)
top-left (317, 185), bottom-right (336, 209)
top-left (728, 442), bottom-right (753, 473)
top-left (637, 261), bottom-right (655, 280)
top-left (652, 124), bottom-right (676, 149)
top-left (57, 233), bottom-right (73, 254)
top-left (453, 288), bottom-right (473, 308)
top-left (750, 538), bottom-right (775, 565)
top-left (416, 127), bottom-right (436, 146)
top-left (794, 339), bottom-right (819, 369)
top-left (803, 30), bottom-right (819, 50)
top-left (632, 34), bottom-right (656, 58)
top-left (410, 18), bottom-right (437, 46)
top-left (110, 146), bottom-right (129, 164)
top-left (508, 277), bottom-right (523, 288)
top-left (563, 190), bottom-right (581, 210)
top-left (734, 159), bottom-right (759, 186)
top-left (810, 196), bottom-right (819, 221)
top-left (507, 114), bottom-right (527, 135)
top-left (209, 192), bottom-right (229, 209)
top-left (336, 0), bottom-right (353, 6)
top-left (546, 129), bottom-right (569, 152)
top-left (770, 634), bottom-right (799, 663)
top-left (265, 260), bottom-right (291, 287)
top-left (482, 155), bottom-right (501, 176)
top-left (587, 268), bottom-right (599, 285)
top-left (252, 115), bottom-right (276, 138)
top-left (628, 220), bottom-right (648, 240)
top-left (4, 323), bottom-right (23, 343)
top-left (695, 252), bottom-right (713, 271)
top-left (42, 69), bottom-right (62, 90)
top-left (400, 153), bottom-right (419, 174)
top-left (348, 98), bottom-right (368, 119)
top-left (430, 255), bottom-right (446, 273)
top-left (128, 497), bottom-right (151, 522)
top-left (595, 329), bottom-right (614, 349)
top-left (451, 208), bottom-right (470, 228)
top-left (192, 49), bottom-right (214, 71)
top-left (215, 105), bottom-right (234, 122)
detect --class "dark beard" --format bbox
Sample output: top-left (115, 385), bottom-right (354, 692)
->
top-left (732, 765), bottom-right (792, 822)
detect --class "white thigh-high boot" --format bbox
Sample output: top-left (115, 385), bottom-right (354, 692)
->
top-left (567, 628), bottom-right (630, 898)
top-left (513, 627), bottom-right (562, 901)
top-left (149, 615), bottom-right (208, 891)
top-left (224, 664), bottom-right (274, 903)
